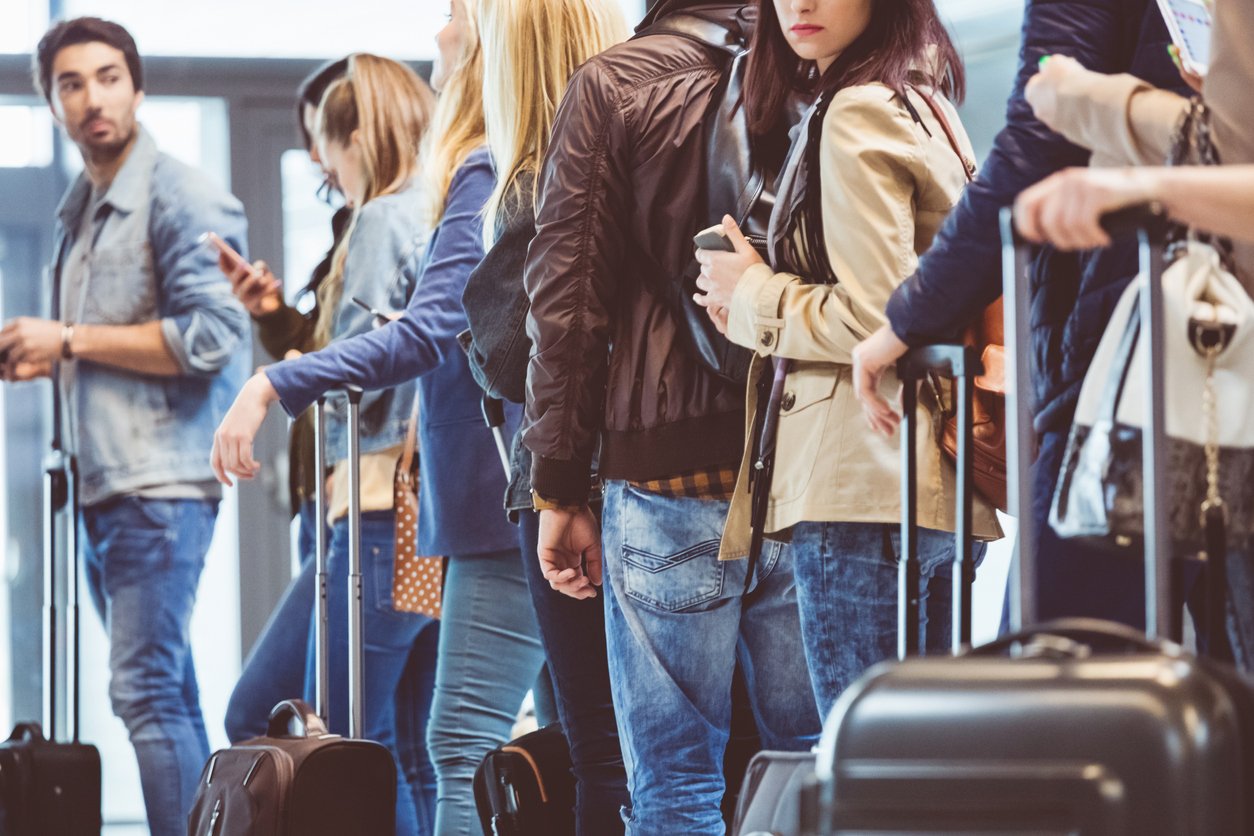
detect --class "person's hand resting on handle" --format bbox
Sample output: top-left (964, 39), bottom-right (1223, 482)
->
top-left (537, 507), bottom-right (603, 600)
top-left (693, 215), bottom-right (764, 334)
top-left (217, 253), bottom-right (284, 317)
top-left (851, 325), bottom-right (911, 438)
top-left (211, 371), bottom-right (281, 486)
top-left (1015, 166), bottom-right (1157, 250)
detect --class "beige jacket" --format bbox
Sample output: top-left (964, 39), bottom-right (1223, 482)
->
top-left (719, 83), bottom-right (1001, 560)
top-left (1046, 0), bottom-right (1254, 290)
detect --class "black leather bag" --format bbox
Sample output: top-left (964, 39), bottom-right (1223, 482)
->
top-left (636, 10), bottom-right (792, 385)
top-left (472, 723), bottom-right (576, 836)
top-left (0, 723), bottom-right (101, 836)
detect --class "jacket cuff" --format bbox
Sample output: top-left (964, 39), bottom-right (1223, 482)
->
top-left (728, 263), bottom-right (795, 355)
top-left (159, 316), bottom-right (194, 374)
top-left (884, 281), bottom-right (932, 348)
top-left (530, 455), bottom-right (594, 507)
top-left (1053, 72), bottom-right (1150, 165)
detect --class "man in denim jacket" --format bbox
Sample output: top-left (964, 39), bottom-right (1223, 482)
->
top-left (0, 18), bottom-right (248, 835)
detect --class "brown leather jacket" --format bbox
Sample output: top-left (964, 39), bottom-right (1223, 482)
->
top-left (522, 2), bottom-right (755, 503)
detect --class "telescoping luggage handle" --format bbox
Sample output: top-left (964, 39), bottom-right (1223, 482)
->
top-left (896, 345), bottom-right (980, 657)
top-left (313, 386), bottom-right (367, 739)
top-left (998, 203), bottom-right (1177, 642)
top-left (44, 356), bottom-right (82, 745)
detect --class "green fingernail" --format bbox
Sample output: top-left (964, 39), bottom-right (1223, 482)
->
top-left (1038, 54), bottom-right (1051, 69)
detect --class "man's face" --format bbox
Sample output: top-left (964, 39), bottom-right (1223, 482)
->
top-left (49, 41), bottom-right (143, 161)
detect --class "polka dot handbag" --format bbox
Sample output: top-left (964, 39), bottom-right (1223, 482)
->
top-left (392, 400), bottom-right (444, 618)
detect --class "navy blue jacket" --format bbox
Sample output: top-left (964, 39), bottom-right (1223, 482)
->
top-left (267, 148), bottom-right (520, 557)
top-left (885, 0), bottom-right (1186, 434)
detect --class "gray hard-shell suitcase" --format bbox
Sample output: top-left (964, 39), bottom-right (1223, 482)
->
top-left (187, 390), bottom-right (397, 835)
top-left (803, 208), bottom-right (1254, 835)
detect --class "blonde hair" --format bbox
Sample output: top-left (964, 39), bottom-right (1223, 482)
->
top-left (479, 0), bottom-right (629, 247)
top-left (422, 0), bottom-right (487, 226)
top-left (313, 53), bottom-right (435, 347)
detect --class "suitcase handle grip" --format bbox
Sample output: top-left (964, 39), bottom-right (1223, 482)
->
top-left (897, 343), bottom-right (982, 382)
top-left (7, 722), bottom-right (45, 743)
top-left (1005, 203), bottom-right (1169, 246)
top-left (967, 617), bottom-right (1174, 658)
top-left (267, 699), bottom-right (330, 739)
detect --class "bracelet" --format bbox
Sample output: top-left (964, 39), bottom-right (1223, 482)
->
top-left (60, 322), bottom-right (75, 360)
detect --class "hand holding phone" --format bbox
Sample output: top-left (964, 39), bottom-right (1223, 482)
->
top-left (1156, 0), bottom-right (1212, 76)
top-left (202, 232), bottom-right (284, 316)
top-left (693, 224), bottom-right (737, 253)
top-left (199, 232), bottom-right (253, 275)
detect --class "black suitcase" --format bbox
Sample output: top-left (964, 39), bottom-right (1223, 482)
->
top-left (802, 208), bottom-right (1254, 835)
top-left (473, 723), bottom-right (576, 836)
top-left (0, 429), bottom-right (102, 833)
top-left (188, 389), bottom-right (396, 835)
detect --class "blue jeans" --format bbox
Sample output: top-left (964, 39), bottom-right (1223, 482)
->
top-left (427, 548), bottom-right (546, 835)
top-left (306, 511), bottom-right (439, 836)
top-left (600, 482), bottom-right (821, 836)
top-left (225, 500), bottom-right (323, 742)
top-left (81, 496), bottom-right (217, 836)
top-left (518, 510), bottom-right (629, 835)
top-left (790, 521), bottom-right (987, 719)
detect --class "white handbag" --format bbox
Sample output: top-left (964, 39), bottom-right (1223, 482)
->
top-left (1050, 239), bottom-right (1254, 553)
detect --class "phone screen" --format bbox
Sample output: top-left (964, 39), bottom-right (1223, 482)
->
top-left (1160, 0), bottom-right (1212, 72)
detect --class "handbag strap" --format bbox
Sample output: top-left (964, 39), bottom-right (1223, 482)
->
top-left (1167, 99), bottom-right (1235, 268)
top-left (906, 85), bottom-right (976, 184)
top-left (399, 392), bottom-right (419, 476)
top-left (1095, 298), bottom-right (1143, 428)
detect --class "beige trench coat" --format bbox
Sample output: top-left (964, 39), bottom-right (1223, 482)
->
top-left (719, 83), bottom-right (1001, 560)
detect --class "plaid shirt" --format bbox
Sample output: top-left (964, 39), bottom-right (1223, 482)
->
top-left (627, 464), bottom-right (738, 501)
top-left (532, 465), bottom-right (739, 511)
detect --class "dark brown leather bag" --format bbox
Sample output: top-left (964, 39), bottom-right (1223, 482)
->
top-left (912, 89), bottom-right (1008, 510)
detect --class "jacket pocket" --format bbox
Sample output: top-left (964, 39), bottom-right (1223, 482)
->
top-left (82, 242), bottom-right (157, 325)
top-left (771, 364), bottom-right (840, 505)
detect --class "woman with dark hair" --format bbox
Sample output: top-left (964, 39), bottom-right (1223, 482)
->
top-left (694, 0), bottom-right (1000, 717)
top-left (220, 58), bottom-right (353, 746)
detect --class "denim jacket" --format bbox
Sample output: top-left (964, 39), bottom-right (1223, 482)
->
top-left (267, 150), bottom-right (519, 556)
top-left (284, 182), bottom-right (428, 463)
top-left (53, 127), bottom-right (250, 506)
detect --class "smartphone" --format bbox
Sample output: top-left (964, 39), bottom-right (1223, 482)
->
top-left (198, 231), bottom-right (253, 275)
top-left (693, 223), bottom-right (736, 253)
top-left (1156, 0), bottom-right (1212, 76)
top-left (350, 296), bottom-right (392, 328)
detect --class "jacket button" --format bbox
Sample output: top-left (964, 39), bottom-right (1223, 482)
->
top-left (781, 392), bottom-right (796, 411)
top-left (760, 331), bottom-right (774, 347)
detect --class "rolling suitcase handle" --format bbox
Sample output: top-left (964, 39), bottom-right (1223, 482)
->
top-left (998, 203), bottom-right (1177, 641)
top-left (44, 364), bottom-right (82, 745)
top-left (896, 345), bottom-right (981, 657)
top-left (312, 386), bottom-right (367, 738)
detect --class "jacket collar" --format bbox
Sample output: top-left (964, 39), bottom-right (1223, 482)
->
top-left (635, 1), bottom-right (748, 32)
top-left (56, 125), bottom-right (157, 230)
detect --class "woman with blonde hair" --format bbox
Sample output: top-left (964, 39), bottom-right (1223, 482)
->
top-left (213, 52), bottom-right (441, 834)
top-left (213, 1), bottom-right (626, 829)
top-left (463, 1), bottom-right (631, 830)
